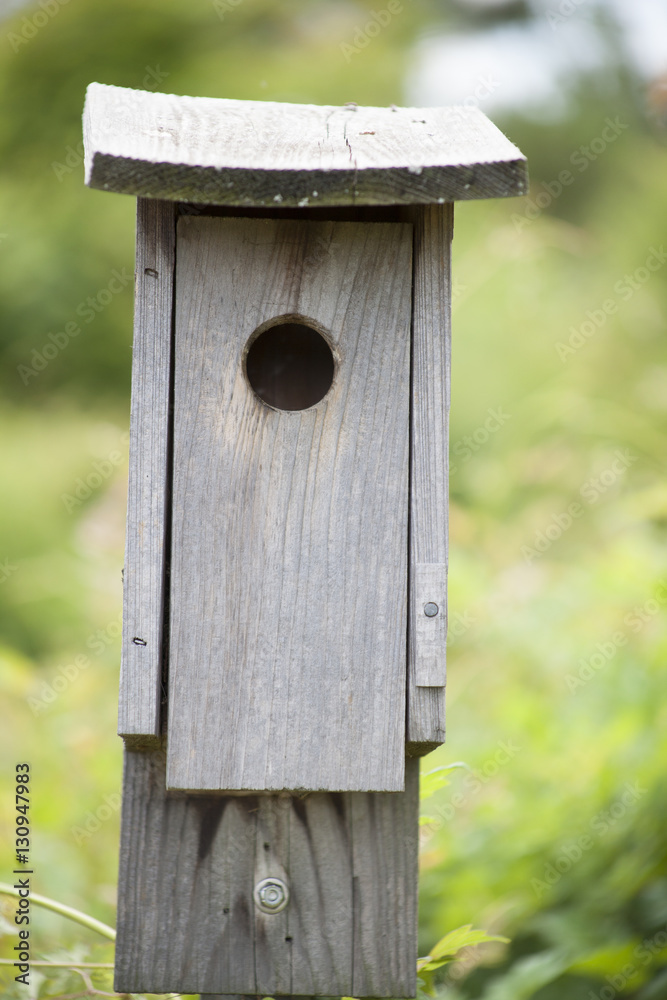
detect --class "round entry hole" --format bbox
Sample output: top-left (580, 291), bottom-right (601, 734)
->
top-left (246, 322), bottom-right (335, 411)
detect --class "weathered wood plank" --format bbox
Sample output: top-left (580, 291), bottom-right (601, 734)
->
top-left (413, 562), bottom-right (448, 686)
top-left (115, 750), bottom-right (419, 997)
top-left (351, 758), bottom-right (419, 997)
top-left (114, 750), bottom-right (257, 995)
top-left (83, 84), bottom-right (528, 207)
top-left (288, 794), bottom-right (354, 995)
top-left (167, 217), bottom-right (412, 794)
top-left (118, 198), bottom-right (174, 743)
top-left (254, 797), bottom-right (291, 995)
top-left (407, 204), bottom-right (452, 752)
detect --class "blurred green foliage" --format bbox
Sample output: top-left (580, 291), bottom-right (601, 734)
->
top-left (0, 0), bottom-right (666, 997)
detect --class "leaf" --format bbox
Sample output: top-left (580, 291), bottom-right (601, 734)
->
top-left (417, 924), bottom-right (510, 973)
top-left (476, 950), bottom-right (571, 1000)
top-left (420, 762), bottom-right (469, 801)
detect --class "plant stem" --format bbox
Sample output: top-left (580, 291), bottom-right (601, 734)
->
top-left (0, 960), bottom-right (114, 968)
top-left (0, 883), bottom-right (116, 940)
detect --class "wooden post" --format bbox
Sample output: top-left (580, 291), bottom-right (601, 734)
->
top-left (82, 83), bottom-right (527, 998)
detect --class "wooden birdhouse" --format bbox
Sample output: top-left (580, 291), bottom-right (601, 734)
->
top-left (82, 82), bottom-right (527, 998)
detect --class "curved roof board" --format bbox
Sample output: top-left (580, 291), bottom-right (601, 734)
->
top-left (83, 83), bottom-right (528, 208)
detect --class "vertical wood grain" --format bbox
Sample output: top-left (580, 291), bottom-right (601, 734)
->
top-left (114, 750), bottom-right (418, 997)
top-left (351, 758), bottom-right (419, 997)
top-left (119, 198), bottom-right (175, 742)
top-left (407, 204), bottom-right (453, 752)
top-left (254, 797), bottom-right (291, 995)
top-left (167, 216), bottom-right (413, 793)
top-left (413, 562), bottom-right (448, 686)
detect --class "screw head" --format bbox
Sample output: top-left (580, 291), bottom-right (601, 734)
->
top-left (424, 602), bottom-right (439, 618)
top-left (254, 877), bottom-right (289, 914)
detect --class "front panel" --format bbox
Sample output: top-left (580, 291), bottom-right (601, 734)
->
top-left (167, 216), bottom-right (413, 793)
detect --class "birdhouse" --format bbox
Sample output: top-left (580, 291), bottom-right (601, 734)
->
top-left (83, 82), bottom-right (527, 998)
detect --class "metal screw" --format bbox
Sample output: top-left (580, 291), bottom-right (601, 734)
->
top-left (424, 602), bottom-right (439, 618)
top-left (254, 877), bottom-right (289, 914)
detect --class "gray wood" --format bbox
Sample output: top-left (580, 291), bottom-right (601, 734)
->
top-left (351, 758), bottom-right (419, 997)
top-left (83, 83), bottom-right (528, 207)
top-left (254, 797), bottom-right (291, 996)
top-left (115, 749), bottom-right (256, 995)
top-left (407, 204), bottom-right (452, 752)
top-left (118, 198), bottom-right (174, 744)
top-left (115, 749), bottom-right (419, 997)
top-left (413, 562), bottom-right (448, 686)
top-left (167, 217), bottom-right (412, 794)
top-left (287, 794), bottom-right (354, 995)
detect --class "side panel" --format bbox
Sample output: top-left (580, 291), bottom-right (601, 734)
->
top-left (167, 217), bottom-right (412, 793)
top-left (407, 204), bottom-right (452, 752)
top-left (119, 198), bottom-right (174, 742)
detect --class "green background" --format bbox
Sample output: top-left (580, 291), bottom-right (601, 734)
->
top-left (1, 0), bottom-right (666, 997)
